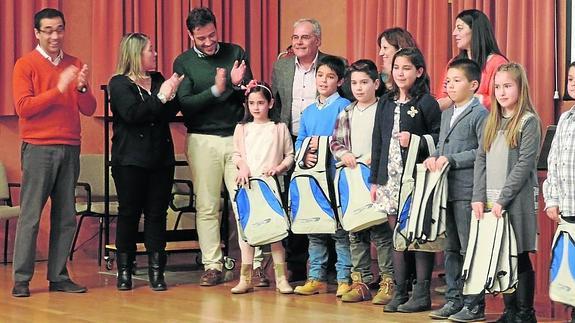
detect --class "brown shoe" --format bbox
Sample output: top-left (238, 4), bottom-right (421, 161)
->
top-left (373, 275), bottom-right (394, 305)
top-left (253, 267), bottom-right (270, 287)
top-left (341, 272), bottom-right (372, 302)
top-left (200, 269), bottom-right (223, 286)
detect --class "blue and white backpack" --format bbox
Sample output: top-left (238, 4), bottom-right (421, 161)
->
top-left (234, 176), bottom-right (290, 246)
top-left (289, 136), bottom-right (338, 234)
top-left (549, 222), bottom-right (575, 307)
top-left (334, 159), bottom-right (386, 232)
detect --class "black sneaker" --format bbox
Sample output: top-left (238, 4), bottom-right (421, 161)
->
top-left (49, 279), bottom-right (87, 293)
top-left (429, 301), bottom-right (463, 319)
top-left (448, 304), bottom-right (485, 322)
top-left (12, 281), bottom-right (30, 297)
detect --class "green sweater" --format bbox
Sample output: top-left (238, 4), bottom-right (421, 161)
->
top-left (173, 43), bottom-right (252, 136)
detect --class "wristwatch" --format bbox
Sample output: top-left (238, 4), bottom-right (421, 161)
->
top-left (77, 86), bottom-right (87, 93)
top-left (157, 92), bottom-right (167, 104)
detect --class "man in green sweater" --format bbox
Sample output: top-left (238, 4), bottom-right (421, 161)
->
top-left (173, 7), bottom-right (257, 287)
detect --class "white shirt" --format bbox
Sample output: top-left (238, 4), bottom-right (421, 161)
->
top-left (36, 44), bottom-right (63, 66)
top-left (450, 97), bottom-right (474, 128)
top-left (291, 53), bottom-right (319, 135)
top-left (350, 101), bottom-right (378, 159)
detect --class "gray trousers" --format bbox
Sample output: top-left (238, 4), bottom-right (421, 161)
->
top-left (13, 143), bottom-right (80, 283)
top-left (349, 222), bottom-right (394, 283)
top-left (444, 200), bottom-right (483, 306)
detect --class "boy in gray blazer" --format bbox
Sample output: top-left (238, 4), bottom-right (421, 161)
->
top-left (423, 58), bottom-right (488, 322)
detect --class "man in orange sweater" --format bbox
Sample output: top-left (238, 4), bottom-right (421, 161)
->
top-left (11, 8), bottom-right (96, 297)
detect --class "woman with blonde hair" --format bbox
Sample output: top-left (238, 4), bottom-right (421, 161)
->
top-left (108, 32), bottom-right (183, 291)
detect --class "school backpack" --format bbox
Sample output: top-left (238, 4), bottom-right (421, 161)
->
top-left (462, 211), bottom-right (518, 295)
top-left (334, 159), bottom-right (386, 232)
top-left (549, 222), bottom-right (575, 307)
top-left (394, 134), bottom-right (439, 251)
top-left (234, 176), bottom-right (290, 246)
top-left (289, 136), bottom-right (338, 234)
top-left (406, 162), bottom-right (449, 245)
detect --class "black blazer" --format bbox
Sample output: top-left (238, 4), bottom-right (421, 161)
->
top-left (370, 93), bottom-right (441, 185)
top-left (108, 72), bottom-right (178, 168)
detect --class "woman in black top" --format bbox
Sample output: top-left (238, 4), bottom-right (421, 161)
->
top-left (108, 32), bottom-right (183, 291)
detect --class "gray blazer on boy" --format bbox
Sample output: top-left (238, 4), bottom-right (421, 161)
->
top-left (432, 97), bottom-right (488, 201)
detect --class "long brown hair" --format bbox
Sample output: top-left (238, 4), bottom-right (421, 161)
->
top-left (482, 63), bottom-right (539, 151)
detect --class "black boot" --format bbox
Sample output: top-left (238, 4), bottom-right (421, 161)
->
top-left (514, 271), bottom-right (536, 323)
top-left (117, 252), bottom-right (134, 291)
top-left (148, 251), bottom-right (167, 291)
top-left (383, 280), bottom-right (410, 312)
top-left (396, 280), bottom-right (431, 313)
top-left (495, 291), bottom-right (517, 322)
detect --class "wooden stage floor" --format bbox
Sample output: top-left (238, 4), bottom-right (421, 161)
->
top-left (0, 255), bottom-right (566, 323)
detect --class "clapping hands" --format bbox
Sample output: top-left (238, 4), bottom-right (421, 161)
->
top-left (159, 73), bottom-right (184, 102)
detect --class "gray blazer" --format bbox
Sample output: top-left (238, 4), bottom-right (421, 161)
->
top-left (472, 112), bottom-right (541, 253)
top-left (432, 98), bottom-right (488, 201)
top-left (271, 52), bottom-right (329, 128)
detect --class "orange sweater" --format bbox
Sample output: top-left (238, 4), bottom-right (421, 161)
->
top-left (12, 50), bottom-right (96, 145)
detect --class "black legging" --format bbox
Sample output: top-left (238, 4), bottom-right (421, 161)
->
top-left (112, 165), bottom-right (174, 253)
top-left (387, 214), bottom-right (434, 284)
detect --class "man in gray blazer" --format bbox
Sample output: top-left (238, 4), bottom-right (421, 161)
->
top-left (272, 18), bottom-right (325, 135)
top-left (271, 18), bottom-right (345, 282)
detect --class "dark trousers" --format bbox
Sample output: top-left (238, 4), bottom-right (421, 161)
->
top-left (112, 165), bottom-right (174, 253)
top-left (13, 143), bottom-right (80, 283)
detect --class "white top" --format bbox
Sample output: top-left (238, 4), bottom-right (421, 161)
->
top-left (36, 44), bottom-right (63, 66)
top-left (291, 53), bottom-right (319, 135)
top-left (244, 121), bottom-right (280, 175)
top-left (450, 97), bottom-right (474, 127)
top-left (350, 101), bottom-right (377, 159)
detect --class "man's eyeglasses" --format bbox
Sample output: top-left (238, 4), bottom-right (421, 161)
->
top-left (37, 27), bottom-right (65, 36)
top-left (291, 34), bottom-right (314, 42)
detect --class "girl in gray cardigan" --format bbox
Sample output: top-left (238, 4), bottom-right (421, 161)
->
top-left (472, 63), bottom-right (541, 323)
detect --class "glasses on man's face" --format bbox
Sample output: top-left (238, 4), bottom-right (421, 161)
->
top-left (37, 27), bottom-right (65, 36)
top-left (291, 34), bottom-right (314, 42)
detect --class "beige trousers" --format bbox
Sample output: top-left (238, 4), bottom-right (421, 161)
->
top-left (186, 134), bottom-right (262, 271)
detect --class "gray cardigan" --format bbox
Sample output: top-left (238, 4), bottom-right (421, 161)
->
top-left (432, 98), bottom-right (488, 201)
top-left (472, 112), bottom-right (541, 253)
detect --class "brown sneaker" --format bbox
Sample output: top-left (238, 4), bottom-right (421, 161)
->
top-left (200, 269), bottom-right (223, 286)
top-left (372, 275), bottom-right (394, 305)
top-left (253, 267), bottom-right (270, 287)
top-left (341, 272), bottom-right (372, 302)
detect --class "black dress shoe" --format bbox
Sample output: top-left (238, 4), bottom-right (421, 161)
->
top-left (49, 279), bottom-right (87, 293)
top-left (12, 281), bottom-right (30, 297)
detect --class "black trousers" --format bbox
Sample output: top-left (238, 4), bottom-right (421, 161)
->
top-left (112, 165), bottom-right (174, 253)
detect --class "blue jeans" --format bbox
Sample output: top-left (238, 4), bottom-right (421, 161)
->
top-left (308, 228), bottom-right (352, 283)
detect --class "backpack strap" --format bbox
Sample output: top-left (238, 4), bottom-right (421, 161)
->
top-left (402, 134), bottom-right (421, 185)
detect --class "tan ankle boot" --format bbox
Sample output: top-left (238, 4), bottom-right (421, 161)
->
top-left (274, 263), bottom-right (293, 294)
top-left (231, 264), bottom-right (253, 294)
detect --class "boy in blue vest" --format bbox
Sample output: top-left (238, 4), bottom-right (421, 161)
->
top-left (293, 55), bottom-right (352, 297)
